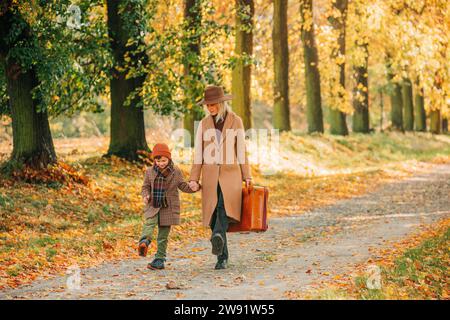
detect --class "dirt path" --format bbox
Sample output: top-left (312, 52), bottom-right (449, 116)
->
top-left (1, 164), bottom-right (449, 300)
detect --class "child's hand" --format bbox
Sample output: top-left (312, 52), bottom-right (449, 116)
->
top-left (189, 181), bottom-right (199, 192)
top-left (143, 195), bottom-right (150, 204)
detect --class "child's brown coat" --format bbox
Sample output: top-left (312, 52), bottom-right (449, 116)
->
top-left (141, 166), bottom-right (196, 226)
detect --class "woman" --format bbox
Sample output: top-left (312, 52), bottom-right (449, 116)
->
top-left (189, 85), bottom-right (252, 270)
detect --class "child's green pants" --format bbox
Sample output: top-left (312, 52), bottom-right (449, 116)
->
top-left (140, 214), bottom-right (171, 259)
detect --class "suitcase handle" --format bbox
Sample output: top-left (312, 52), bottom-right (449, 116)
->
top-left (243, 181), bottom-right (253, 194)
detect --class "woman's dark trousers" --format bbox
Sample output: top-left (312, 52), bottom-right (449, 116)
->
top-left (210, 184), bottom-right (229, 262)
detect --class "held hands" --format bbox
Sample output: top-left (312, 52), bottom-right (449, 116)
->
top-left (187, 180), bottom-right (250, 191)
top-left (188, 181), bottom-right (200, 192)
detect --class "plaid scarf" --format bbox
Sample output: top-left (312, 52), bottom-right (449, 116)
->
top-left (152, 160), bottom-right (174, 208)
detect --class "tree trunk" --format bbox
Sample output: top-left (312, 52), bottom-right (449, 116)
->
top-left (328, 0), bottom-right (348, 136)
top-left (183, 0), bottom-right (203, 147)
top-left (351, 3), bottom-right (369, 133)
top-left (232, 0), bottom-right (254, 130)
top-left (379, 91), bottom-right (384, 132)
top-left (386, 62), bottom-right (403, 131)
top-left (272, 0), bottom-right (290, 131)
top-left (429, 109), bottom-right (441, 134)
top-left (0, 5), bottom-right (56, 169)
top-left (352, 61), bottom-right (369, 133)
top-left (430, 39), bottom-right (447, 135)
top-left (402, 78), bottom-right (414, 131)
top-left (390, 83), bottom-right (403, 131)
top-left (300, 0), bottom-right (323, 133)
top-left (414, 84), bottom-right (426, 132)
top-left (106, 0), bottom-right (149, 161)
top-left (443, 118), bottom-right (448, 133)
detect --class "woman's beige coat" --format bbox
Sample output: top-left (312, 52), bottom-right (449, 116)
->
top-left (189, 111), bottom-right (251, 227)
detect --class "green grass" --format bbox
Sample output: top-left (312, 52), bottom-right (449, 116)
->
top-left (378, 227), bottom-right (449, 299)
top-left (6, 264), bottom-right (23, 277)
top-left (335, 138), bottom-right (355, 151)
top-left (284, 131), bottom-right (450, 171)
top-left (29, 236), bottom-right (58, 248)
top-left (102, 205), bottom-right (112, 216)
top-left (46, 248), bottom-right (58, 262)
top-left (313, 226), bottom-right (449, 300)
top-left (0, 193), bottom-right (14, 209)
top-left (86, 210), bottom-right (99, 224)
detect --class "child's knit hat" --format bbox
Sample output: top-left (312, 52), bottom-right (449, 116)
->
top-left (152, 143), bottom-right (171, 160)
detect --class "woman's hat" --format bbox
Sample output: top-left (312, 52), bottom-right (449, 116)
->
top-left (152, 143), bottom-right (171, 160)
top-left (198, 85), bottom-right (232, 105)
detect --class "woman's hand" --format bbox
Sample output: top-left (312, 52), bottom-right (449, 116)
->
top-left (143, 195), bottom-right (150, 205)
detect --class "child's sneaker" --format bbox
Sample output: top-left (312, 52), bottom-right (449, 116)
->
top-left (147, 258), bottom-right (165, 270)
top-left (138, 239), bottom-right (150, 257)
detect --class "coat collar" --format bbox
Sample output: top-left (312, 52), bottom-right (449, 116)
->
top-left (205, 111), bottom-right (235, 146)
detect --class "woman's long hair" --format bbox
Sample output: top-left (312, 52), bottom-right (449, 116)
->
top-left (205, 101), bottom-right (231, 123)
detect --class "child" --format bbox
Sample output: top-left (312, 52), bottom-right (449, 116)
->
top-left (138, 143), bottom-right (199, 270)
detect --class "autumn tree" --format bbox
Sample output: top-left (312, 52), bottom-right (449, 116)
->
top-left (182, 0), bottom-right (204, 147)
top-left (0, 0), bottom-right (107, 169)
top-left (272, 0), bottom-right (290, 131)
top-left (300, 0), bottom-right (323, 134)
top-left (350, 0), bottom-right (369, 133)
top-left (429, 38), bottom-right (447, 135)
top-left (423, 2), bottom-right (449, 134)
top-left (1, 0), bottom-right (152, 167)
top-left (0, 2), bottom-right (56, 169)
top-left (389, 0), bottom-right (449, 134)
top-left (106, 0), bottom-right (149, 160)
top-left (352, 52), bottom-right (369, 133)
top-left (327, 0), bottom-right (348, 135)
top-left (232, 0), bottom-right (254, 130)
top-left (104, 0), bottom-right (230, 150)
top-left (428, 43), bottom-right (447, 135)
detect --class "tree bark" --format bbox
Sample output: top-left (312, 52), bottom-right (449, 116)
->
top-left (106, 0), bottom-right (149, 161)
top-left (414, 83), bottom-right (426, 132)
top-left (402, 78), bottom-right (414, 131)
top-left (300, 0), bottom-right (323, 133)
top-left (183, 0), bottom-right (203, 147)
top-left (351, 2), bottom-right (369, 133)
top-left (232, 0), bottom-right (254, 130)
top-left (328, 0), bottom-right (348, 136)
top-left (272, 0), bottom-right (290, 131)
top-left (386, 61), bottom-right (403, 131)
top-left (429, 109), bottom-right (441, 134)
top-left (443, 118), bottom-right (448, 133)
top-left (0, 4), bottom-right (56, 169)
top-left (352, 56), bottom-right (370, 133)
top-left (390, 83), bottom-right (403, 131)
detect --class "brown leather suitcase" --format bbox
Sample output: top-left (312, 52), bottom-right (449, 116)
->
top-left (228, 184), bottom-right (269, 232)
